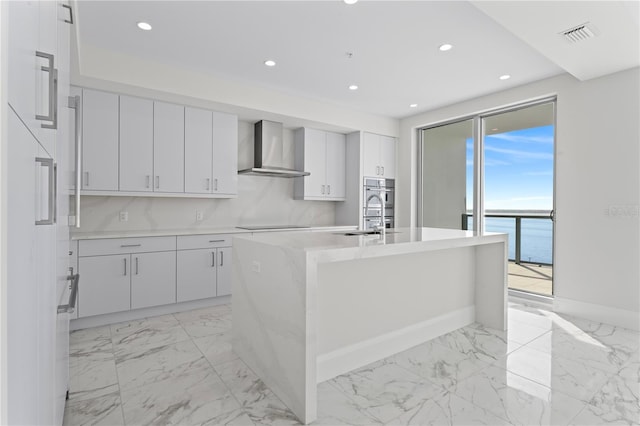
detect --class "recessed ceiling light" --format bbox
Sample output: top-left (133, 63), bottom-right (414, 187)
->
top-left (491, 128), bottom-right (499, 131)
top-left (409, 104), bottom-right (418, 108)
top-left (348, 84), bottom-right (358, 91)
top-left (137, 22), bottom-right (152, 31)
top-left (344, 0), bottom-right (358, 4)
top-left (264, 60), bottom-right (276, 67)
top-left (499, 74), bottom-right (511, 80)
top-left (439, 44), bottom-right (453, 52)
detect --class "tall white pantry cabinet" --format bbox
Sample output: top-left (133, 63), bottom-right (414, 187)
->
top-left (3, 1), bottom-right (74, 425)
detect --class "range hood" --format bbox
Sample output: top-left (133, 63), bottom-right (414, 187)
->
top-left (238, 120), bottom-right (310, 178)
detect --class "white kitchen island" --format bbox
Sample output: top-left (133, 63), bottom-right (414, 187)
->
top-left (232, 227), bottom-right (508, 424)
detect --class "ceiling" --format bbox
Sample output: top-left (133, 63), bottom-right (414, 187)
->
top-left (74, 1), bottom-right (639, 119)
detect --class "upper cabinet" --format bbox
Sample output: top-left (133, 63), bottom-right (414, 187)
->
top-left (82, 89), bottom-right (119, 191)
top-left (294, 128), bottom-right (346, 201)
top-left (363, 132), bottom-right (396, 179)
top-left (78, 88), bottom-right (238, 198)
top-left (154, 102), bottom-right (185, 193)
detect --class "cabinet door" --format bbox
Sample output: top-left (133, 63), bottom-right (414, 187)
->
top-left (119, 95), bottom-right (153, 192)
top-left (131, 251), bottom-right (176, 309)
top-left (7, 0), bottom-right (39, 134)
top-left (212, 112), bottom-right (238, 195)
top-left (154, 102), bottom-right (184, 193)
top-left (185, 107), bottom-right (213, 194)
top-left (82, 89), bottom-right (119, 191)
top-left (380, 135), bottom-right (396, 179)
top-left (216, 247), bottom-right (233, 296)
top-left (303, 128), bottom-right (327, 198)
top-left (362, 132), bottom-right (381, 177)
top-left (34, 0), bottom-right (58, 156)
top-left (78, 255), bottom-right (130, 317)
top-left (325, 131), bottom-right (346, 200)
top-left (177, 249), bottom-right (216, 302)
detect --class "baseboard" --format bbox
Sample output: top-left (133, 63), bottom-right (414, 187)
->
top-left (316, 306), bottom-right (475, 383)
top-left (554, 297), bottom-right (640, 331)
top-left (70, 295), bottom-right (231, 330)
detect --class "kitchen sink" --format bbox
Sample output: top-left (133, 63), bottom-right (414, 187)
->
top-left (342, 230), bottom-right (399, 236)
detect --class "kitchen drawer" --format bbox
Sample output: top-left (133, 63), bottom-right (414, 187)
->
top-left (78, 236), bottom-right (176, 257)
top-left (177, 234), bottom-right (233, 250)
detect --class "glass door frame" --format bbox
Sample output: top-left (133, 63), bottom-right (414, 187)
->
top-left (417, 96), bottom-right (557, 296)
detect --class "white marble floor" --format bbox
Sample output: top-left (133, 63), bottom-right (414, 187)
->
top-left (64, 302), bottom-right (640, 426)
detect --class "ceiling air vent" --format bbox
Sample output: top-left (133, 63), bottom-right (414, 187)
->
top-left (560, 22), bottom-right (597, 43)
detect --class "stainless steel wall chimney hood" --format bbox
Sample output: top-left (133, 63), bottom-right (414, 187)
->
top-left (238, 120), bottom-right (310, 178)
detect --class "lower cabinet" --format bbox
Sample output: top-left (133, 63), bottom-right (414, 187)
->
top-left (78, 254), bottom-right (131, 317)
top-left (216, 247), bottom-right (232, 296)
top-left (131, 251), bottom-right (177, 309)
top-left (176, 245), bottom-right (232, 302)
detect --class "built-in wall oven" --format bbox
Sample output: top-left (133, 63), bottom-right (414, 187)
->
top-left (363, 178), bottom-right (395, 230)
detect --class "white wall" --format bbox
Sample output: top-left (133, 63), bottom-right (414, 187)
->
top-left (398, 68), bottom-right (640, 328)
top-left (75, 120), bottom-right (337, 233)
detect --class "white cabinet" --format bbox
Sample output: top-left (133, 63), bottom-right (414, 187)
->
top-left (294, 128), bottom-right (346, 201)
top-left (78, 254), bottom-right (131, 317)
top-left (154, 102), bottom-right (185, 193)
top-left (363, 132), bottom-right (396, 178)
top-left (176, 234), bottom-right (233, 302)
top-left (185, 107), bottom-right (213, 194)
top-left (212, 112), bottom-right (238, 195)
top-left (82, 89), bottom-right (119, 191)
top-left (119, 95), bottom-right (153, 192)
top-left (131, 251), bottom-right (177, 309)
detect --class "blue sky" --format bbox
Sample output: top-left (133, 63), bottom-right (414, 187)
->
top-left (466, 125), bottom-right (554, 211)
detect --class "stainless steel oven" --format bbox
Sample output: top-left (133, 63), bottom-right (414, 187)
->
top-left (363, 178), bottom-right (394, 230)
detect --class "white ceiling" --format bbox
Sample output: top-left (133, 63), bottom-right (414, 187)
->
top-left (75, 1), bottom-right (639, 119)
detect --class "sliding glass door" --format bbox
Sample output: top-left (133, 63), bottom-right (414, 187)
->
top-left (419, 99), bottom-right (556, 296)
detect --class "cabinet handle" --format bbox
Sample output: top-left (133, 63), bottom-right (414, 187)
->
top-left (220, 251), bottom-right (224, 267)
top-left (376, 166), bottom-right (380, 175)
top-left (124, 258), bottom-right (127, 276)
top-left (155, 176), bottom-right (160, 189)
top-left (214, 178), bottom-right (218, 191)
top-left (321, 185), bottom-right (325, 194)
top-left (68, 95), bottom-right (82, 227)
top-left (57, 268), bottom-right (79, 314)
top-left (61, 4), bottom-right (73, 24)
top-left (84, 171), bottom-right (89, 187)
top-left (381, 166), bottom-right (385, 175)
top-left (209, 239), bottom-right (224, 243)
top-left (327, 185), bottom-right (331, 195)
top-left (211, 251), bottom-right (216, 267)
top-left (35, 157), bottom-right (55, 225)
top-left (146, 175), bottom-right (150, 188)
top-left (206, 178), bottom-right (210, 191)
top-left (135, 257), bottom-right (139, 275)
top-left (35, 51), bottom-right (57, 129)
top-left (120, 244), bottom-right (141, 248)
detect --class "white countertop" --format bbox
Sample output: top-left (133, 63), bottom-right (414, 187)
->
top-left (235, 227), bottom-right (507, 256)
top-left (71, 225), bottom-right (357, 240)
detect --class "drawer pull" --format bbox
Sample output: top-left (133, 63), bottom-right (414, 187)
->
top-left (120, 244), bottom-right (142, 248)
top-left (208, 240), bottom-right (225, 243)
top-left (124, 258), bottom-right (127, 276)
top-left (220, 251), bottom-right (224, 267)
top-left (211, 251), bottom-right (215, 267)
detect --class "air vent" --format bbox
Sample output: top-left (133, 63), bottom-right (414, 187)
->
top-left (560, 22), bottom-right (597, 43)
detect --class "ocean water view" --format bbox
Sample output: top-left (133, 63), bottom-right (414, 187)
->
top-left (467, 216), bottom-right (553, 264)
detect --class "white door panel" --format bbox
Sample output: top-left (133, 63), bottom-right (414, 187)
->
top-left (185, 107), bottom-right (213, 193)
top-left (119, 95), bottom-right (153, 192)
top-left (154, 102), bottom-right (184, 193)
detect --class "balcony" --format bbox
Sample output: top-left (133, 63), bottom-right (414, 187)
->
top-left (462, 211), bottom-right (553, 296)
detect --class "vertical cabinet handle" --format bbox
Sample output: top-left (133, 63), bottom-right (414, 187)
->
top-left (35, 157), bottom-right (55, 225)
top-left (206, 178), bottom-right (210, 191)
top-left (214, 178), bottom-right (218, 191)
top-left (84, 171), bottom-right (89, 187)
top-left (381, 166), bottom-right (384, 176)
top-left (146, 175), bottom-right (150, 188)
top-left (69, 95), bottom-right (82, 227)
top-left (327, 185), bottom-right (331, 195)
top-left (124, 258), bottom-right (127, 276)
top-left (375, 166), bottom-right (380, 175)
top-left (35, 51), bottom-right (57, 129)
top-left (135, 257), bottom-right (139, 275)
top-left (155, 176), bottom-right (159, 189)
top-left (321, 185), bottom-right (325, 194)
top-left (211, 252), bottom-right (215, 267)
top-left (220, 251), bottom-right (224, 267)
top-left (61, 4), bottom-right (73, 24)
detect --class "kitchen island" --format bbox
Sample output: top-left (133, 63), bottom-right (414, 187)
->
top-left (232, 227), bottom-right (508, 424)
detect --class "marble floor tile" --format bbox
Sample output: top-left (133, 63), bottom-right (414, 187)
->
top-left (619, 353), bottom-right (640, 383)
top-left (70, 325), bottom-right (112, 346)
top-left (453, 365), bottom-right (586, 425)
top-left (110, 314), bottom-right (191, 350)
top-left (587, 374), bottom-right (640, 424)
top-left (180, 314), bottom-right (233, 339)
top-left (527, 327), bottom-right (633, 374)
top-left (69, 358), bottom-right (119, 402)
top-left (390, 340), bottom-right (490, 389)
top-left (387, 389), bottom-right (511, 426)
top-left (433, 324), bottom-right (521, 364)
top-left (493, 345), bottom-right (612, 403)
top-left (173, 304), bottom-right (232, 323)
top-left (555, 315), bottom-right (640, 353)
top-left (193, 331), bottom-right (239, 366)
top-left (508, 305), bottom-right (557, 331)
top-left (213, 358), bottom-right (299, 425)
top-left (115, 339), bottom-right (207, 391)
top-left (569, 403), bottom-right (640, 425)
top-left (312, 382), bottom-right (382, 425)
top-left (63, 391), bottom-right (125, 426)
top-left (70, 336), bottom-right (114, 368)
top-left (120, 359), bottom-right (242, 425)
top-left (506, 318), bottom-right (551, 344)
top-left (330, 360), bottom-right (443, 423)
top-left (202, 409), bottom-right (256, 426)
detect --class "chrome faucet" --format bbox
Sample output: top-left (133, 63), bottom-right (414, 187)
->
top-left (365, 192), bottom-right (385, 238)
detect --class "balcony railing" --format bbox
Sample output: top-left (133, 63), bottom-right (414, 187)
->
top-left (461, 210), bottom-right (553, 265)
